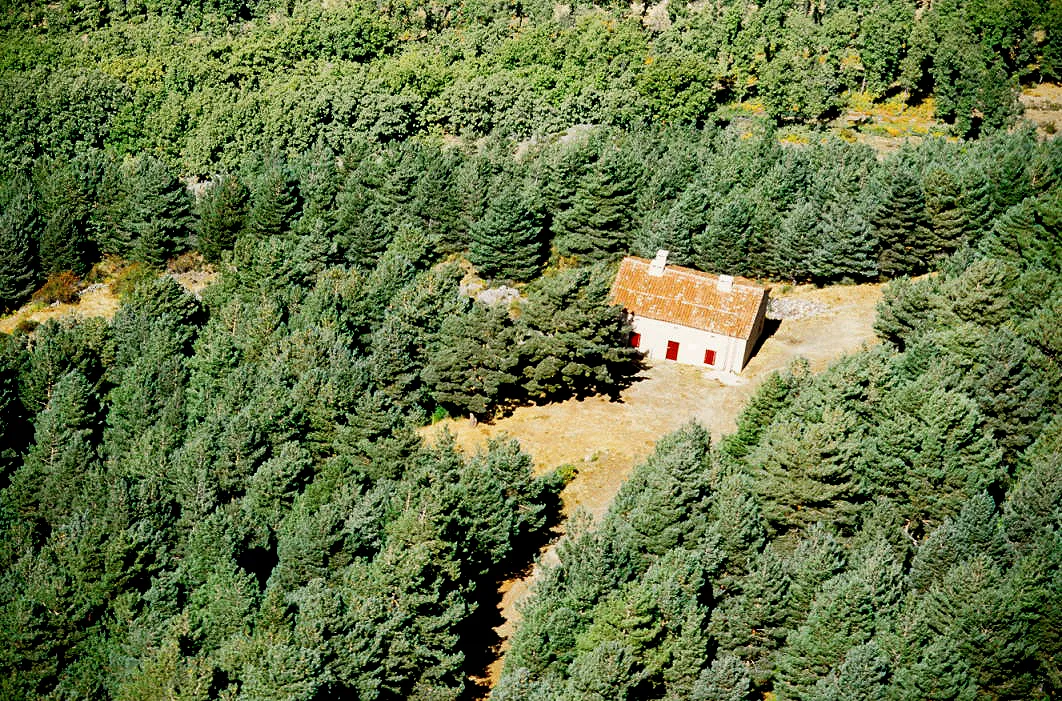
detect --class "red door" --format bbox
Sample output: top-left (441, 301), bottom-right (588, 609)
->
top-left (630, 332), bottom-right (641, 348)
top-left (704, 349), bottom-right (717, 365)
top-left (665, 341), bottom-right (680, 361)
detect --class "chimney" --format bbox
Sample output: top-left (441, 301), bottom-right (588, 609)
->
top-left (717, 274), bottom-right (734, 292)
top-left (648, 250), bottom-right (669, 277)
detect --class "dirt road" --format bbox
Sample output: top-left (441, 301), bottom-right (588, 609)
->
top-left (422, 281), bottom-right (886, 693)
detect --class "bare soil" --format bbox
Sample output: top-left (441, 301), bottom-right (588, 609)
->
top-left (423, 281), bottom-right (886, 693)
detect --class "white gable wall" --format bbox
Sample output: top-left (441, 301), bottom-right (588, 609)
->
top-left (631, 315), bottom-right (750, 373)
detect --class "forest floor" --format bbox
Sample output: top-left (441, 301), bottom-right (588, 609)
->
top-left (0, 267), bottom-right (217, 334)
top-left (423, 280), bottom-right (887, 695)
top-left (1020, 82), bottom-right (1062, 137)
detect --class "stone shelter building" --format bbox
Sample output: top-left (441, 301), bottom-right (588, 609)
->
top-left (609, 251), bottom-right (770, 373)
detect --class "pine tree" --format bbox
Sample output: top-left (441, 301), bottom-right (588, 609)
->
top-left (692, 654), bottom-right (751, 701)
top-left (105, 278), bottom-right (203, 461)
top-left (634, 202), bottom-right (695, 267)
top-left (709, 545), bottom-right (796, 680)
top-left (0, 181), bottom-right (40, 311)
top-left (469, 181), bottom-right (547, 282)
top-left (694, 194), bottom-right (753, 275)
top-left (774, 541), bottom-right (903, 699)
top-left (292, 145), bottom-right (340, 231)
top-left (374, 143), bottom-right (421, 237)
top-left (864, 380), bottom-right (1003, 522)
top-left (956, 162), bottom-right (996, 240)
top-left (534, 133), bottom-right (602, 217)
top-left (1002, 418), bottom-right (1062, 548)
top-left (120, 155), bottom-right (194, 266)
top-left (17, 317), bottom-right (109, 416)
top-left (423, 304), bottom-right (525, 418)
top-left (245, 161), bottom-right (300, 240)
top-left (233, 162), bottom-right (304, 287)
top-left (960, 328), bottom-right (1057, 463)
top-left (723, 367), bottom-right (804, 461)
top-left (873, 275), bottom-right (943, 350)
top-left (1028, 138), bottom-right (1062, 195)
top-left (517, 266), bottom-right (640, 402)
top-left (874, 166), bottom-right (934, 278)
top-left (808, 642), bottom-right (890, 701)
top-left (815, 193), bottom-right (879, 282)
top-left (553, 148), bottom-right (640, 261)
top-left (636, 183), bottom-right (712, 267)
top-left (905, 555), bottom-right (1040, 698)
top-left (605, 423), bottom-right (713, 557)
top-left (492, 668), bottom-right (564, 701)
top-left (983, 193), bottom-right (1062, 273)
top-left (709, 471), bottom-right (767, 573)
top-left (334, 155), bottom-right (392, 269)
top-left (984, 129), bottom-right (1035, 213)
top-left (908, 492), bottom-right (1009, 593)
top-left (774, 201), bottom-right (823, 283)
top-left (409, 145), bottom-right (466, 254)
top-left (368, 264), bottom-right (467, 410)
top-left (34, 158), bottom-right (93, 275)
top-left (0, 337), bottom-right (29, 483)
top-left (196, 174), bottom-right (248, 263)
top-left (6, 370), bottom-right (99, 528)
top-left (752, 406), bottom-right (865, 534)
top-left (923, 168), bottom-right (968, 256)
top-left (564, 642), bottom-right (644, 701)
top-left (893, 637), bottom-right (978, 701)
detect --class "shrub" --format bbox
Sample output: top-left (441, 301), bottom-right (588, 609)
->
top-left (87, 256), bottom-right (125, 284)
top-left (555, 463), bottom-right (579, 484)
top-left (168, 251), bottom-right (204, 274)
top-left (109, 262), bottom-right (156, 299)
top-left (31, 271), bottom-right (83, 305)
top-left (14, 318), bottom-right (39, 334)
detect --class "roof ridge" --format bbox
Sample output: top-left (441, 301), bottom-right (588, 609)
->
top-left (610, 256), bottom-right (769, 340)
top-left (624, 256), bottom-right (767, 291)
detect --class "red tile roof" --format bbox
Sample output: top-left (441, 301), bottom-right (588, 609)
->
top-left (609, 257), bottom-right (769, 340)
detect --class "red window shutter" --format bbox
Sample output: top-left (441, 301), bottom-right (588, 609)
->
top-left (630, 332), bottom-right (641, 348)
top-left (665, 341), bottom-right (680, 361)
top-left (704, 349), bottom-right (717, 365)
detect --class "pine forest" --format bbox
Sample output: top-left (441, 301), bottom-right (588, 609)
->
top-left (0, 0), bottom-right (1060, 699)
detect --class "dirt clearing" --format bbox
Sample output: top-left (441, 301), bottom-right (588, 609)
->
top-left (1020, 83), bottom-right (1062, 137)
top-left (429, 281), bottom-right (884, 518)
top-left (424, 281), bottom-right (886, 694)
top-left (0, 268), bottom-right (217, 335)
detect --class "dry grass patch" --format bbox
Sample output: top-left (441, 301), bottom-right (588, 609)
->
top-left (0, 284), bottom-right (122, 335)
top-left (1020, 83), bottom-right (1062, 137)
top-left (0, 257), bottom-right (219, 335)
top-left (835, 93), bottom-right (952, 154)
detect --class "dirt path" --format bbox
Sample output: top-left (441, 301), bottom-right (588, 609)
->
top-left (422, 281), bottom-right (886, 694)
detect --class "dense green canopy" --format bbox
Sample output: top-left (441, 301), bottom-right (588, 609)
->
top-left (1, 0), bottom-right (1059, 697)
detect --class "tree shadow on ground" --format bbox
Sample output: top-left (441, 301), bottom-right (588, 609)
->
top-left (458, 489), bottom-right (564, 700)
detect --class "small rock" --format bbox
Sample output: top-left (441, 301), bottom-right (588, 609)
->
top-left (476, 285), bottom-right (522, 307)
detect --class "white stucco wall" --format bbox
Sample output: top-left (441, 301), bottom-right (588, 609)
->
top-left (631, 316), bottom-right (750, 373)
